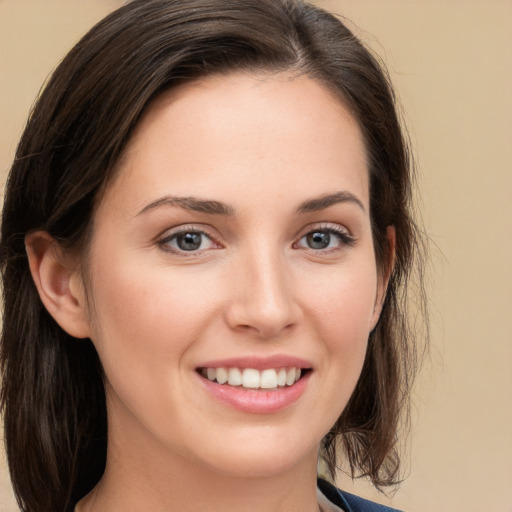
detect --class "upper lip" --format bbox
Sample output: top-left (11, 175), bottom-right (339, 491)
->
top-left (197, 355), bottom-right (313, 371)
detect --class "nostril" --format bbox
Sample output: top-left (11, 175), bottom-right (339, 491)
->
top-left (223, 267), bottom-right (301, 338)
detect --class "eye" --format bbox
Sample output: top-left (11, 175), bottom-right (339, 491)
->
top-left (295, 226), bottom-right (355, 251)
top-left (158, 228), bottom-right (218, 253)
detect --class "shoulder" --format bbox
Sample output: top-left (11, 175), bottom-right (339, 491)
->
top-left (339, 491), bottom-right (404, 512)
top-left (318, 478), bottom-right (404, 512)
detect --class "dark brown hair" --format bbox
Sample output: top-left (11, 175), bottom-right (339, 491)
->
top-left (0, 1), bottom-right (426, 511)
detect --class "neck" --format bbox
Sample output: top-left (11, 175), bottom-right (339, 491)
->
top-left (77, 420), bottom-right (322, 512)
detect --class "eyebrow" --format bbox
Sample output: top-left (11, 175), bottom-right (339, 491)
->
top-left (296, 191), bottom-right (366, 214)
top-left (136, 190), bottom-right (365, 217)
top-left (137, 196), bottom-right (235, 216)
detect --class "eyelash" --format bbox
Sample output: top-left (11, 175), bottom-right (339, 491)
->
top-left (157, 224), bottom-right (355, 255)
top-left (293, 224), bottom-right (356, 253)
top-left (157, 225), bottom-right (220, 255)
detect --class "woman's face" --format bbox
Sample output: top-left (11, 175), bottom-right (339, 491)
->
top-left (81, 73), bottom-right (385, 478)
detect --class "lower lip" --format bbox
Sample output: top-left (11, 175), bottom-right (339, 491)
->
top-left (197, 372), bottom-right (311, 414)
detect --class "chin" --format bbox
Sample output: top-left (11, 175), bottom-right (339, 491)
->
top-left (186, 429), bottom-right (320, 480)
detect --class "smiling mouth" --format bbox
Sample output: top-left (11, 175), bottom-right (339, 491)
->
top-left (198, 367), bottom-right (310, 390)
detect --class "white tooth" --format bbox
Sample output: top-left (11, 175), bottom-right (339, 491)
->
top-left (227, 368), bottom-right (242, 386)
top-left (277, 368), bottom-right (287, 386)
top-left (260, 369), bottom-right (278, 389)
top-left (242, 368), bottom-right (260, 389)
top-left (295, 368), bottom-right (301, 382)
top-left (207, 368), bottom-right (216, 381)
top-left (216, 367), bottom-right (228, 384)
top-left (286, 367), bottom-right (296, 386)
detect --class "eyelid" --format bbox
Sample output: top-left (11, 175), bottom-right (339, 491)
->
top-left (293, 223), bottom-right (356, 250)
top-left (156, 224), bottom-right (223, 254)
top-left (295, 222), bottom-right (353, 239)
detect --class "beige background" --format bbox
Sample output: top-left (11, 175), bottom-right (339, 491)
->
top-left (1, 1), bottom-right (511, 511)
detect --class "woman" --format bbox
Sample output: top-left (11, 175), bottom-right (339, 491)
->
top-left (0, 1), bottom-right (426, 511)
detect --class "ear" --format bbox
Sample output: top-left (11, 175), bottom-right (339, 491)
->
top-left (25, 231), bottom-right (91, 339)
top-left (370, 226), bottom-right (396, 330)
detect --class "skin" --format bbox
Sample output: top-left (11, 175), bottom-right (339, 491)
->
top-left (27, 72), bottom-right (390, 512)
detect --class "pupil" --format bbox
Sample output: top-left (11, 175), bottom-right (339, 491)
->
top-left (177, 232), bottom-right (202, 251)
top-left (307, 231), bottom-right (330, 249)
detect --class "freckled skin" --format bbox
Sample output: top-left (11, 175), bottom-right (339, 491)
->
top-left (77, 73), bottom-right (386, 511)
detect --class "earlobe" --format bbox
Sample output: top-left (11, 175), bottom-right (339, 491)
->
top-left (25, 231), bottom-right (91, 339)
top-left (370, 226), bottom-right (396, 330)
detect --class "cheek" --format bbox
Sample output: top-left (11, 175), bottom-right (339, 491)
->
top-left (83, 255), bottom-right (221, 435)
top-left (300, 262), bottom-right (377, 400)
top-left (87, 259), bottom-right (218, 364)
top-left (302, 260), bottom-right (378, 340)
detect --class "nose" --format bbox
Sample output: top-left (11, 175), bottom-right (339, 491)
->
top-left (224, 248), bottom-right (302, 340)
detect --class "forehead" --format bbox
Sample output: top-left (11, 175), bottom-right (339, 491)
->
top-left (102, 72), bottom-right (369, 216)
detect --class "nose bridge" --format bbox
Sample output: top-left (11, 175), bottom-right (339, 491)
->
top-left (227, 241), bottom-right (299, 338)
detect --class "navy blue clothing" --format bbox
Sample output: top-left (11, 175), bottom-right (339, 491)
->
top-left (318, 478), bottom-right (404, 512)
